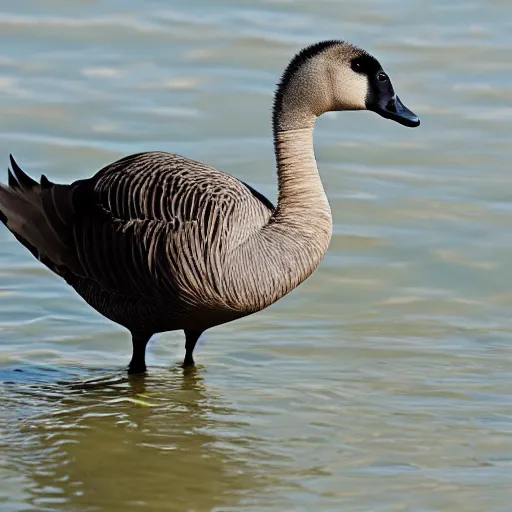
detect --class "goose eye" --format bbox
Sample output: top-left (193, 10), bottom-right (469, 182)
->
top-left (377, 72), bottom-right (388, 82)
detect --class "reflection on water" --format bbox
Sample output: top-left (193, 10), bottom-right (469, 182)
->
top-left (1, 366), bottom-right (266, 511)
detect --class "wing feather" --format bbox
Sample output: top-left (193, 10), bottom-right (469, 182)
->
top-left (3, 152), bottom-right (273, 304)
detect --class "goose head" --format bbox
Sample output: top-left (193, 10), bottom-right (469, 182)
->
top-left (273, 40), bottom-right (420, 133)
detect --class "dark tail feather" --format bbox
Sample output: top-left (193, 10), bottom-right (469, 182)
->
top-left (7, 169), bottom-right (18, 189)
top-left (10, 154), bottom-right (38, 190)
top-left (0, 156), bottom-right (82, 277)
top-left (0, 166), bottom-right (48, 263)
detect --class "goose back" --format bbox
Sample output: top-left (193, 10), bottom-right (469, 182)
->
top-left (27, 152), bottom-right (274, 332)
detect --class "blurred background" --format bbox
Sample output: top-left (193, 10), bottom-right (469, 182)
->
top-left (1, 1), bottom-right (512, 511)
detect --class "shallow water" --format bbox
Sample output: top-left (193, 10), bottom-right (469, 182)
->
top-left (1, 1), bottom-right (512, 511)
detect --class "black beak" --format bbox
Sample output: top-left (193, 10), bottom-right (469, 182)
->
top-left (369, 96), bottom-right (420, 128)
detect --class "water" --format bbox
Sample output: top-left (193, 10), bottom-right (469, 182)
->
top-left (1, 0), bottom-right (512, 510)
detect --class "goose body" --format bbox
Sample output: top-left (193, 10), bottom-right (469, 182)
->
top-left (0, 40), bottom-right (419, 373)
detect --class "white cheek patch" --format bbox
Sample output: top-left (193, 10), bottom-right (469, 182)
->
top-left (334, 68), bottom-right (369, 111)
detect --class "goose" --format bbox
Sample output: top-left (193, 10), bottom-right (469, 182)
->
top-left (0, 40), bottom-right (419, 374)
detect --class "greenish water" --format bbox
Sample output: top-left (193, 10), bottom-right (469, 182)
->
top-left (1, 1), bottom-right (512, 511)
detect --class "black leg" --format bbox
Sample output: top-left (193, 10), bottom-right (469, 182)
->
top-left (128, 332), bottom-right (152, 374)
top-left (183, 330), bottom-right (202, 367)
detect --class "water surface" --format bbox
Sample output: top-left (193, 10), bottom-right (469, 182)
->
top-left (1, 1), bottom-right (512, 511)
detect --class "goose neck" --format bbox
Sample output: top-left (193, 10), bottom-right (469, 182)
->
top-left (273, 127), bottom-right (331, 224)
